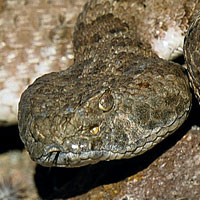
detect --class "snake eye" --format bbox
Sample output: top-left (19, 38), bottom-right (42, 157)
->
top-left (99, 90), bottom-right (114, 112)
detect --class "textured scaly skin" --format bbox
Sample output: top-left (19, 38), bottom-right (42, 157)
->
top-left (18, 0), bottom-right (194, 167)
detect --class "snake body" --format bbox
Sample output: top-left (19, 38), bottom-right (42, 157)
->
top-left (18, 0), bottom-right (199, 167)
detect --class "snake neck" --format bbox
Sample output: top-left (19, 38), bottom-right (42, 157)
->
top-left (73, 0), bottom-right (156, 64)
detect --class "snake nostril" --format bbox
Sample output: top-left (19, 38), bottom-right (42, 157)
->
top-left (99, 90), bottom-right (114, 112)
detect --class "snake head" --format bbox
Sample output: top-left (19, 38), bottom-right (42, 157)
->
top-left (18, 56), bottom-right (191, 168)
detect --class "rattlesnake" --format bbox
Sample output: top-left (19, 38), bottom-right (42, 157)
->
top-left (18, 0), bottom-right (200, 168)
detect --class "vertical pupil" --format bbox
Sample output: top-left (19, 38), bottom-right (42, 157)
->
top-left (99, 90), bottom-right (114, 111)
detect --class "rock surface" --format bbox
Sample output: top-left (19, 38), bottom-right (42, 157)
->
top-left (0, 0), bottom-right (87, 126)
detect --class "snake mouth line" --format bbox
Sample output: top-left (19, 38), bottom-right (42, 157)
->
top-left (35, 149), bottom-right (133, 168)
top-left (33, 137), bottom-right (167, 168)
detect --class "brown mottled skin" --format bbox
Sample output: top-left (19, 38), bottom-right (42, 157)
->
top-left (18, 0), bottom-right (200, 168)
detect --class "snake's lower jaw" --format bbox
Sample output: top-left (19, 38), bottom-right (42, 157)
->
top-left (32, 148), bottom-right (121, 168)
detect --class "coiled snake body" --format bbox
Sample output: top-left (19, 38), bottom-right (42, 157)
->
top-left (18, 0), bottom-right (200, 167)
